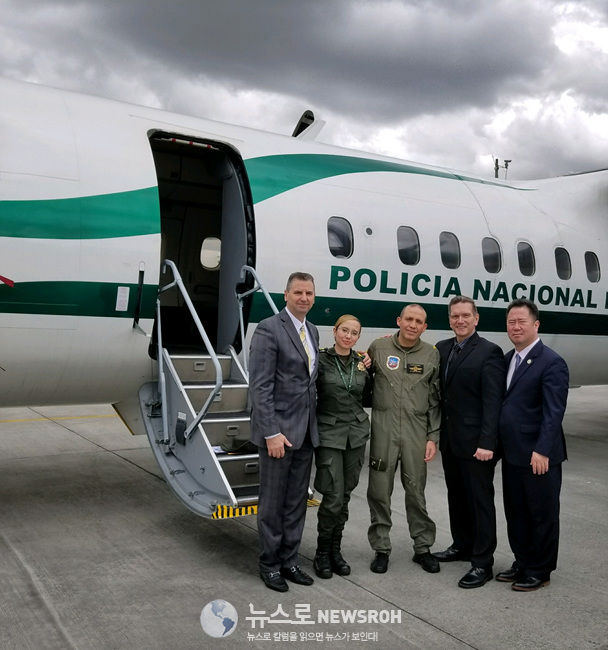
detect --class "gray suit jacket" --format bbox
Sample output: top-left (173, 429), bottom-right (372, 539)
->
top-left (249, 309), bottom-right (319, 449)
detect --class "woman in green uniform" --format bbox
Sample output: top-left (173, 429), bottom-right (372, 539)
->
top-left (313, 314), bottom-right (372, 579)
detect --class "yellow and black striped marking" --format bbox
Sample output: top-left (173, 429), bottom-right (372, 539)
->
top-left (212, 498), bottom-right (321, 519)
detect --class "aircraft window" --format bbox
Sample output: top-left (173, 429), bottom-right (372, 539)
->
top-left (517, 242), bottom-right (535, 276)
top-left (397, 226), bottom-right (420, 265)
top-left (439, 231), bottom-right (461, 269)
top-left (585, 251), bottom-right (601, 283)
top-left (327, 217), bottom-right (354, 259)
top-left (482, 237), bottom-right (502, 273)
top-left (554, 247), bottom-right (572, 280)
top-left (200, 237), bottom-right (221, 271)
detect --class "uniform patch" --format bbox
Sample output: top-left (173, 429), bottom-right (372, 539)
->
top-left (407, 363), bottom-right (424, 374)
top-left (386, 356), bottom-right (400, 370)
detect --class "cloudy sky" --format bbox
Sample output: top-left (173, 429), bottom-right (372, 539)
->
top-left (2, 0), bottom-right (608, 179)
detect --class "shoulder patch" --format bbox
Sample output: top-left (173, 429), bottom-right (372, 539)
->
top-left (386, 355), bottom-right (400, 370)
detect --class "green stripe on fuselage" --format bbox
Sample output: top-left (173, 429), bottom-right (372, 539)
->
top-left (244, 154), bottom-right (533, 204)
top-left (250, 293), bottom-right (607, 337)
top-left (0, 281), bottom-right (157, 318)
top-left (0, 187), bottom-right (160, 239)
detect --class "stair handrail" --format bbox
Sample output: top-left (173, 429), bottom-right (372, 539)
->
top-left (154, 296), bottom-right (170, 445)
top-left (236, 265), bottom-right (279, 373)
top-left (159, 259), bottom-right (223, 441)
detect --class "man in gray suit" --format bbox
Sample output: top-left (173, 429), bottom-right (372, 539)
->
top-left (249, 272), bottom-right (320, 592)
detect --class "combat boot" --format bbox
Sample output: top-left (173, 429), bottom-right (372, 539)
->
top-left (313, 537), bottom-right (333, 579)
top-left (330, 534), bottom-right (351, 576)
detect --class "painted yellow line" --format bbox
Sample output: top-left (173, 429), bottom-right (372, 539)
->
top-left (0, 414), bottom-right (119, 423)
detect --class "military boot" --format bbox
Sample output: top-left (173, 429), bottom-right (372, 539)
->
top-left (330, 534), bottom-right (351, 576)
top-left (313, 537), bottom-right (333, 579)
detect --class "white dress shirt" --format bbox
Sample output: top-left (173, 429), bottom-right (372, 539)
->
top-left (507, 337), bottom-right (540, 388)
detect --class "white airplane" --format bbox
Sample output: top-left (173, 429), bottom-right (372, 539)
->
top-left (1, 77), bottom-right (606, 518)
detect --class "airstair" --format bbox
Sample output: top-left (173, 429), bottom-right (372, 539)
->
top-left (139, 261), bottom-right (278, 519)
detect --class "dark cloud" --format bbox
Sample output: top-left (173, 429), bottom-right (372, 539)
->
top-left (45, 0), bottom-right (558, 120)
top-left (1, 0), bottom-right (607, 178)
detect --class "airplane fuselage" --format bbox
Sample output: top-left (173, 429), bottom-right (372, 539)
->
top-left (1, 76), bottom-right (606, 415)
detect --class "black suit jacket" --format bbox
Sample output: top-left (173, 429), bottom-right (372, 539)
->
top-left (249, 308), bottom-right (319, 449)
top-left (499, 340), bottom-right (568, 467)
top-left (437, 332), bottom-right (505, 458)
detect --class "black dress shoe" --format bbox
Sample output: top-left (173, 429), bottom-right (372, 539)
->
top-left (370, 552), bottom-right (389, 573)
top-left (512, 576), bottom-right (550, 592)
top-left (458, 566), bottom-right (493, 589)
top-left (413, 552), bottom-right (440, 573)
top-left (433, 546), bottom-right (471, 562)
top-left (496, 566), bottom-right (525, 583)
top-left (260, 571), bottom-right (289, 592)
top-left (280, 566), bottom-right (314, 585)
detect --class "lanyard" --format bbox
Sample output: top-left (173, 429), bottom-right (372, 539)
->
top-left (334, 355), bottom-right (355, 393)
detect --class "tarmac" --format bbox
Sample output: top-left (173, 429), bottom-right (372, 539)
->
top-left (0, 386), bottom-right (607, 650)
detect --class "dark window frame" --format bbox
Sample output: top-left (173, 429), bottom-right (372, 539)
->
top-left (481, 237), bottom-right (502, 274)
top-left (584, 251), bottom-right (601, 283)
top-left (397, 226), bottom-right (421, 265)
top-left (554, 247), bottom-right (572, 280)
top-left (439, 231), bottom-right (461, 270)
top-left (327, 216), bottom-right (354, 259)
top-left (517, 241), bottom-right (536, 277)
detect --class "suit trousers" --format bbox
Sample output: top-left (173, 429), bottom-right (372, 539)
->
top-left (314, 443), bottom-right (366, 540)
top-left (502, 460), bottom-right (562, 579)
top-left (441, 443), bottom-right (497, 568)
top-left (257, 436), bottom-right (314, 573)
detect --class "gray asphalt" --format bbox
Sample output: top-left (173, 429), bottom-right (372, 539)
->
top-left (0, 386), bottom-right (606, 650)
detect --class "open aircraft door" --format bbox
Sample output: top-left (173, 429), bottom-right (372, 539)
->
top-left (139, 133), bottom-right (262, 518)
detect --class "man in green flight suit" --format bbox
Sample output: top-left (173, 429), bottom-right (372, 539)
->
top-left (366, 304), bottom-right (441, 575)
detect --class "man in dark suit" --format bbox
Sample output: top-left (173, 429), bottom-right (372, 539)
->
top-left (249, 272), bottom-right (320, 592)
top-left (497, 299), bottom-right (568, 592)
top-left (433, 296), bottom-right (505, 588)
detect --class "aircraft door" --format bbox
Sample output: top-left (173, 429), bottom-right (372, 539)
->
top-left (149, 133), bottom-right (255, 355)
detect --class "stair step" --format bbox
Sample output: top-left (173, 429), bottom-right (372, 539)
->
top-left (217, 453), bottom-right (259, 490)
top-left (185, 383), bottom-right (248, 413)
top-left (201, 414), bottom-right (252, 449)
top-left (170, 354), bottom-right (232, 382)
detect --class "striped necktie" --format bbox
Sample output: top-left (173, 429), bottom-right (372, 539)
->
top-left (300, 325), bottom-right (312, 372)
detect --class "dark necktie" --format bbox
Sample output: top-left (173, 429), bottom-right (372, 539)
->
top-left (445, 343), bottom-right (461, 380)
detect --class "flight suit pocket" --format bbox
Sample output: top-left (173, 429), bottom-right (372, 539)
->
top-left (369, 456), bottom-right (387, 472)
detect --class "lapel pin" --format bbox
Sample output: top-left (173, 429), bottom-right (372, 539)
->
top-left (527, 359), bottom-right (532, 364)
